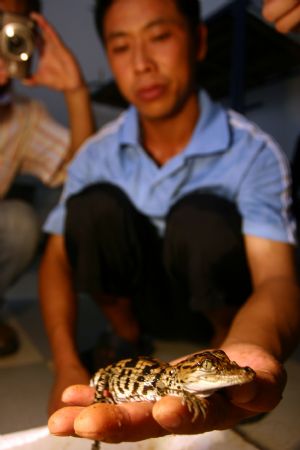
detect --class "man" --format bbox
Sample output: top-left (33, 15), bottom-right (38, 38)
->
top-left (44, 0), bottom-right (300, 442)
top-left (0, 0), bottom-right (94, 356)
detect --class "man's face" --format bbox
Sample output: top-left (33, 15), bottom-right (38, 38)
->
top-left (103, 0), bottom-right (205, 122)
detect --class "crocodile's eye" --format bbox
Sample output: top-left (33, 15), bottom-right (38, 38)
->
top-left (201, 359), bottom-right (215, 371)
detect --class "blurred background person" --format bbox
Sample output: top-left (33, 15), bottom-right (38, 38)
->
top-left (0, 0), bottom-right (95, 357)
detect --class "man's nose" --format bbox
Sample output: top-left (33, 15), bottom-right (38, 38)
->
top-left (132, 42), bottom-right (154, 73)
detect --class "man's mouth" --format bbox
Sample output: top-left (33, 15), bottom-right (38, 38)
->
top-left (136, 84), bottom-right (166, 102)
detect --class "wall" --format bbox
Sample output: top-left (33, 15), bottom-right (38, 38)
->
top-left (246, 76), bottom-right (300, 160)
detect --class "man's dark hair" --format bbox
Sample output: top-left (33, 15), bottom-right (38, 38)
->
top-left (94, 0), bottom-right (201, 42)
top-left (27, 0), bottom-right (41, 12)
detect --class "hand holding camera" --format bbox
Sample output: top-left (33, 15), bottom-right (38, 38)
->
top-left (0, 11), bottom-right (85, 94)
top-left (24, 13), bottom-right (85, 93)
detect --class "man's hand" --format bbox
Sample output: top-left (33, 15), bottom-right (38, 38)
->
top-left (262, 0), bottom-right (300, 33)
top-left (23, 13), bottom-right (85, 92)
top-left (221, 343), bottom-right (286, 414)
top-left (48, 344), bottom-right (286, 443)
top-left (0, 58), bottom-right (10, 86)
top-left (48, 363), bottom-right (91, 418)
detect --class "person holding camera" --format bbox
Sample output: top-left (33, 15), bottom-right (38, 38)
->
top-left (41, 0), bottom-right (300, 442)
top-left (0, 0), bottom-right (94, 357)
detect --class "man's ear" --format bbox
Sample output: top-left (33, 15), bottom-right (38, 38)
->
top-left (196, 24), bottom-right (208, 62)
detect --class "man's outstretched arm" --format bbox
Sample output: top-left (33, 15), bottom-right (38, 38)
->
top-left (39, 235), bottom-right (91, 416)
top-left (47, 236), bottom-right (300, 442)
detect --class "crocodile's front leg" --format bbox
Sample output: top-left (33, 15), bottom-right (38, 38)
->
top-left (182, 390), bottom-right (208, 422)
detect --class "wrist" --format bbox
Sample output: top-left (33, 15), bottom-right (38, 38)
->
top-left (52, 354), bottom-right (83, 373)
top-left (63, 81), bottom-right (89, 96)
top-left (48, 328), bottom-right (81, 371)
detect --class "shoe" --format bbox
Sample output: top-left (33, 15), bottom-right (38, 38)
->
top-left (0, 320), bottom-right (19, 356)
top-left (81, 331), bottom-right (154, 373)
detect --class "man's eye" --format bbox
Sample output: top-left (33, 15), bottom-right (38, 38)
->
top-left (152, 32), bottom-right (171, 42)
top-left (111, 45), bottom-right (129, 54)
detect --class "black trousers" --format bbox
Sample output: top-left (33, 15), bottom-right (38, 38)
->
top-left (65, 183), bottom-right (252, 338)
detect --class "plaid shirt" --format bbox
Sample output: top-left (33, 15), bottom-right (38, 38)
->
top-left (0, 95), bottom-right (70, 198)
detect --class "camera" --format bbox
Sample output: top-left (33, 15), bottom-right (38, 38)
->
top-left (0, 12), bottom-right (36, 79)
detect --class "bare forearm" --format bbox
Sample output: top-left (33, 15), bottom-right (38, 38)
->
top-left (223, 277), bottom-right (300, 361)
top-left (39, 238), bottom-right (81, 370)
top-left (64, 84), bottom-right (95, 159)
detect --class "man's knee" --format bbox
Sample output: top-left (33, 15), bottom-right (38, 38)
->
top-left (166, 193), bottom-right (242, 253)
top-left (0, 201), bottom-right (40, 291)
top-left (164, 193), bottom-right (251, 308)
top-left (0, 200), bottom-right (40, 256)
top-left (67, 183), bottom-right (128, 217)
top-left (65, 183), bottom-right (132, 237)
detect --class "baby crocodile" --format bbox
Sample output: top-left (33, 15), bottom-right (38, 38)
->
top-left (90, 349), bottom-right (255, 449)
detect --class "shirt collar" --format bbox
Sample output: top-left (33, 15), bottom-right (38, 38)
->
top-left (120, 106), bottom-right (140, 146)
top-left (186, 90), bottom-right (231, 156)
top-left (119, 90), bottom-right (231, 155)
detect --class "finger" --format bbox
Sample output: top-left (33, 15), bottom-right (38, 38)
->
top-left (48, 406), bottom-right (85, 436)
top-left (22, 77), bottom-right (36, 86)
top-left (30, 12), bottom-right (52, 35)
top-left (62, 384), bottom-right (96, 406)
top-left (274, 5), bottom-right (300, 33)
top-left (74, 402), bottom-right (166, 443)
top-left (262, 0), bottom-right (299, 22)
top-left (227, 365), bottom-right (287, 412)
top-left (30, 12), bottom-right (64, 46)
top-left (262, 0), bottom-right (300, 32)
top-left (22, 73), bottom-right (45, 87)
top-left (0, 59), bottom-right (9, 79)
top-left (153, 394), bottom-right (254, 435)
top-left (225, 380), bottom-right (258, 407)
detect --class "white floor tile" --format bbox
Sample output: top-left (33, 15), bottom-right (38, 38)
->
top-left (0, 318), bottom-right (43, 369)
top-left (0, 364), bottom-right (52, 434)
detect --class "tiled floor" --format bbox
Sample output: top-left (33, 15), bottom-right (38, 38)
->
top-left (0, 260), bottom-right (300, 449)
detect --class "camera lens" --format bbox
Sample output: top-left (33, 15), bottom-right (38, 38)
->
top-left (6, 34), bottom-right (26, 55)
top-left (0, 15), bottom-right (36, 76)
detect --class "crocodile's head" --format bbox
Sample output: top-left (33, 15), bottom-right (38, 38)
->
top-left (175, 349), bottom-right (256, 396)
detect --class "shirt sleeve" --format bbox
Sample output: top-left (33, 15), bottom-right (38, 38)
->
top-left (238, 139), bottom-right (296, 244)
top-left (43, 142), bottom-right (96, 235)
top-left (19, 100), bottom-right (70, 186)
